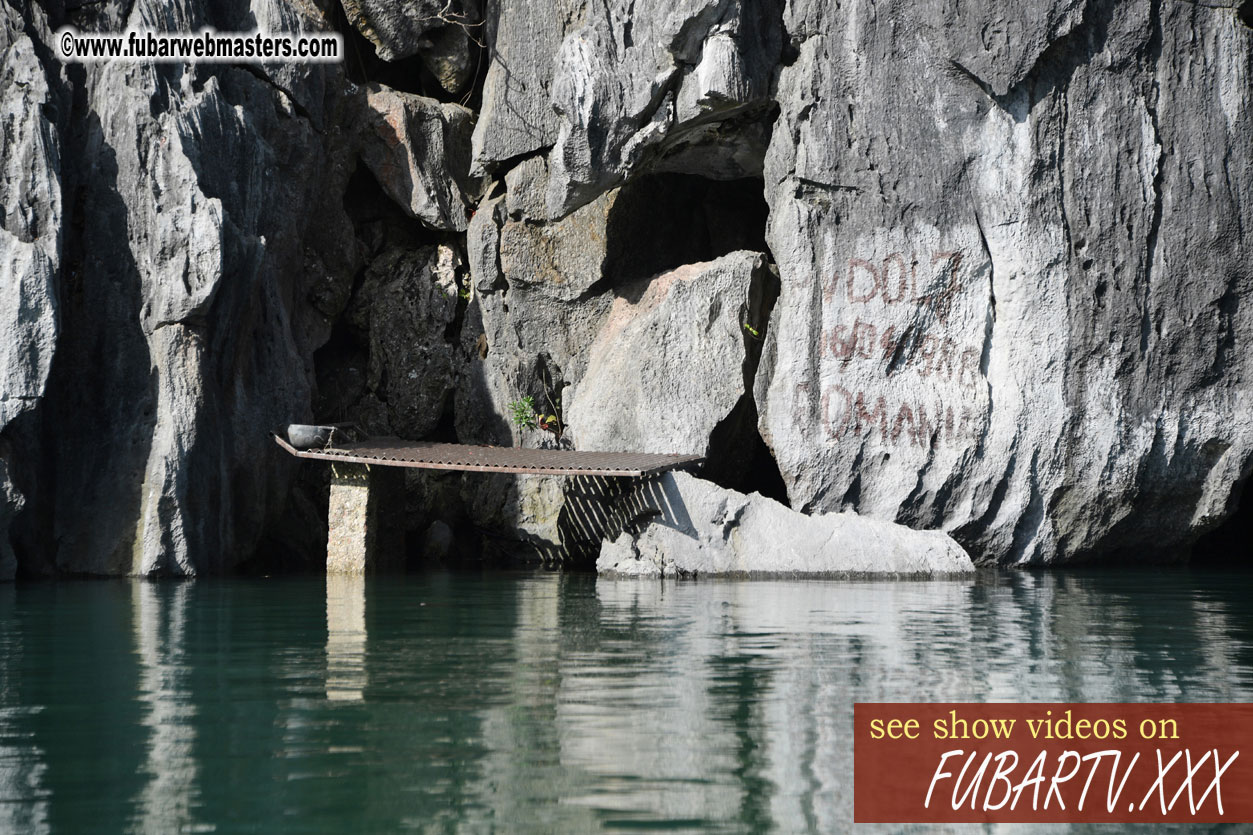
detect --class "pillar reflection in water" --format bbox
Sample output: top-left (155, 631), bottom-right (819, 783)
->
top-left (131, 581), bottom-right (200, 835)
top-left (325, 574), bottom-right (367, 702)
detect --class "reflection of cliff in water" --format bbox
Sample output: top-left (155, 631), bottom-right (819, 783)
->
top-left (0, 585), bottom-right (48, 835)
top-left (132, 582), bottom-right (199, 834)
top-left (473, 575), bottom-right (592, 829)
top-left (0, 572), bottom-right (1247, 831)
top-left (466, 572), bottom-right (1253, 831)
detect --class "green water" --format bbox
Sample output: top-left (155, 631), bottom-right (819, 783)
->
top-left (0, 570), bottom-right (1251, 833)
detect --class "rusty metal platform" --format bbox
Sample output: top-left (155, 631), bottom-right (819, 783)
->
top-left (274, 434), bottom-right (702, 478)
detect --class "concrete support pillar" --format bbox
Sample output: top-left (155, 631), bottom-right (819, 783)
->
top-left (326, 463), bottom-right (403, 574)
top-left (327, 463), bottom-right (375, 574)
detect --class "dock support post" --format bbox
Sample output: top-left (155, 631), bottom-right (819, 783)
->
top-left (327, 463), bottom-right (375, 574)
top-left (327, 462), bottom-right (402, 573)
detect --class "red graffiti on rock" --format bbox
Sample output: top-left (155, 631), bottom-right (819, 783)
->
top-left (826, 251), bottom-right (965, 323)
top-left (819, 386), bottom-right (983, 448)
top-left (827, 317), bottom-right (982, 388)
top-left (799, 247), bottom-right (989, 449)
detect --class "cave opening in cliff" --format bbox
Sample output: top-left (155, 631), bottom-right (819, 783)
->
top-left (1239, 0), bottom-right (1253, 28)
top-left (598, 170), bottom-right (789, 505)
top-left (1191, 479), bottom-right (1253, 565)
top-left (602, 173), bottom-right (770, 287)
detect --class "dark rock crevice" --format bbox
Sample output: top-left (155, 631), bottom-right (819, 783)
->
top-left (701, 251), bottom-right (784, 504)
top-left (313, 161), bottom-right (466, 435)
top-left (703, 396), bottom-right (790, 506)
top-left (341, 160), bottom-right (451, 256)
top-left (331, 0), bottom-right (482, 102)
top-left (1140, 0), bottom-right (1167, 355)
top-left (275, 156), bottom-right (475, 575)
top-left (1192, 471), bottom-right (1253, 565)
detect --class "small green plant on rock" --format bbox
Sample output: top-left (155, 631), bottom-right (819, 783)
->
top-left (509, 396), bottom-right (538, 430)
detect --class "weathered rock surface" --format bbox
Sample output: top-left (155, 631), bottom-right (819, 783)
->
top-left (360, 86), bottom-right (477, 231)
top-left (498, 189), bottom-right (619, 302)
top-left (469, 0), bottom-right (1253, 565)
top-left (339, 244), bottom-right (461, 439)
top-left (3, 0), bottom-right (359, 576)
top-left (597, 472), bottom-right (975, 577)
top-left (567, 251), bottom-right (769, 457)
top-left (544, 0), bottom-right (783, 216)
top-left (2, 0), bottom-right (1250, 575)
top-left (452, 169), bottom-right (774, 557)
top-left (342, 0), bottom-right (482, 94)
top-left (0, 1), bottom-right (61, 579)
top-left (454, 270), bottom-right (613, 448)
top-left (754, 0), bottom-right (1253, 564)
top-left (470, 0), bottom-right (571, 173)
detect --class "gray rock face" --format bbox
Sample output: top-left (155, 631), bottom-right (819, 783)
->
top-left (0, 5), bottom-right (59, 430)
top-left (2, 0), bottom-right (1250, 576)
top-left (754, 0), bottom-right (1253, 564)
top-left (453, 170), bottom-right (773, 559)
top-left (342, 0), bottom-right (482, 94)
top-left (82, 61), bottom-right (352, 576)
top-left (597, 471), bottom-right (975, 577)
top-left (455, 182), bottom-right (632, 451)
top-left (567, 251), bottom-right (769, 456)
top-left (359, 86), bottom-right (477, 231)
top-left (471, 0), bottom-right (782, 214)
top-left (470, 0), bottom-right (572, 173)
top-left (3, 0), bottom-right (359, 576)
top-left (1, 1), bottom-right (61, 580)
top-left (544, 0), bottom-right (783, 216)
top-left (498, 189), bottom-right (619, 302)
top-left (504, 155), bottom-right (551, 221)
top-left (454, 177), bottom-right (767, 555)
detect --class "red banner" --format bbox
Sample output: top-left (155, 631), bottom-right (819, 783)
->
top-left (854, 703), bottom-right (1253, 823)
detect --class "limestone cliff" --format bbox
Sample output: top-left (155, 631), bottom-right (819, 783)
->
top-left (0, 0), bottom-right (1249, 575)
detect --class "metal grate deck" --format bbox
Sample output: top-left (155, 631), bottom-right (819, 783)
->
top-left (274, 434), bottom-right (702, 477)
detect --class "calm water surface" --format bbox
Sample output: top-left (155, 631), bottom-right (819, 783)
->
top-left (1, 570), bottom-right (1252, 833)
